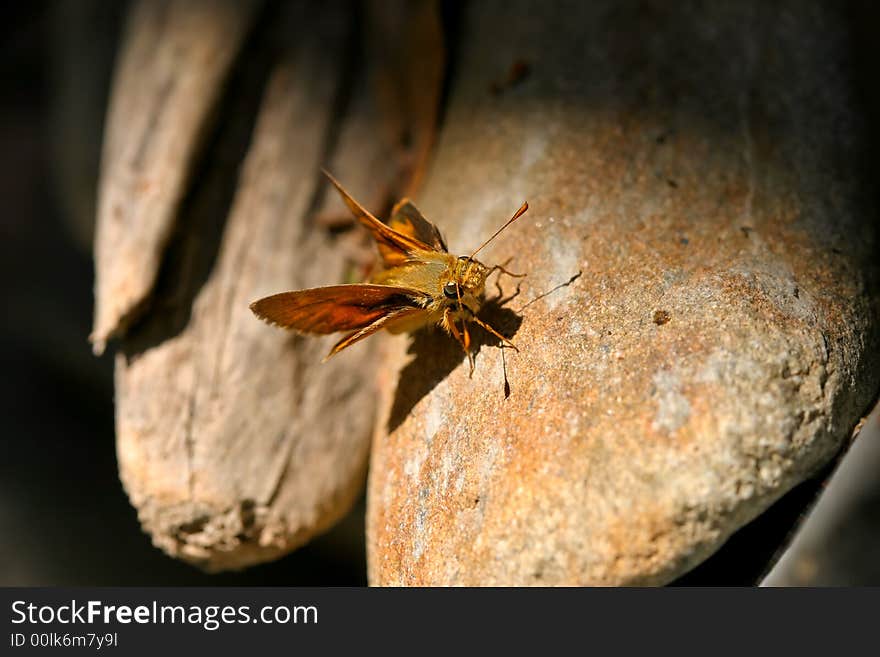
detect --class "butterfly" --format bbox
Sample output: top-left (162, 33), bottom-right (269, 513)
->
top-left (250, 170), bottom-right (527, 372)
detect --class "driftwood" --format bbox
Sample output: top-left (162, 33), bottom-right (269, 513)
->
top-left (95, 0), bottom-right (442, 570)
top-left (92, 0), bottom-right (259, 354)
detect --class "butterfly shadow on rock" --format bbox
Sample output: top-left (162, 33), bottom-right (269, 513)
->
top-left (386, 297), bottom-right (523, 433)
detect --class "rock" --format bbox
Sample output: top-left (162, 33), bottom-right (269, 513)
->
top-left (366, 0), bottom-right (879, 585)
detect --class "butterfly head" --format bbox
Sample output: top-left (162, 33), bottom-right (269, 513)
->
top-left (440, 200), bottom-right (527, 314)
top-left (441, 256), bottom-right (489, 313)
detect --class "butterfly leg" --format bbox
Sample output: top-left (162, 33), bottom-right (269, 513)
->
top-left (487, 257), bottom-right (527, 280)
top-left (492, 277), bottom-right (524, 305)
top-left (487, 258), bottom-right (526, 304)
top-left (444, 308), bottom-right (475, 375)
top-left (461, 320), bottom-right (476, 377)
top-left (468, 311), bottom-right (519, 352)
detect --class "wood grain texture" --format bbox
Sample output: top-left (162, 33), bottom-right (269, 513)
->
top-left (100, 0), bottom-right (446, 571)
top-left (91, 0), bottom-right (259, 354)
top-left (114, 2), bottom-right (375, 571)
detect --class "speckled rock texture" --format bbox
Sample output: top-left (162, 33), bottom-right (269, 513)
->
top-left (366, 1), bottom-right (879, 585)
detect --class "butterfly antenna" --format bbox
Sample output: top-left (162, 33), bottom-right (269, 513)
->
top-left (468, 202), bottom-right (529, 261)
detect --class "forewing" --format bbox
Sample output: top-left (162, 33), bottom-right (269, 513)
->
top-left (250, 284), bottom-right (426, 334)
top-left (388, 198), bottom-right (447, 252)
top-left (323, 169), bottom-right (434, 266)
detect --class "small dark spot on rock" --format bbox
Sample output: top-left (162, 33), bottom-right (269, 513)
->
top-left (472, 497), bottom-right (480, 508)
top-left (666, 178), bottom-right (678, 189)
top-left (793, 286), bottom-right (799, 299)
top-left (741, 226), bottom-right (754, 237)
top-left (831, 247), bottom-right (842, 254)
top-left (653, 310), bottom-right (671, 325)
top-left (679, 237), bottom-right (689, 245)
top-left (556, 316), bottom-right (564, 321)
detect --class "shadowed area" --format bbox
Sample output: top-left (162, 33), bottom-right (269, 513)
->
top-left (388, 298), bottom-right (523, 432)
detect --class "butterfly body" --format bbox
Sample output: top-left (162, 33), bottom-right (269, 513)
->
top-left (372, 252), bottom-right (489, 316)
top-left (250, 171), bottom-right (526, 368)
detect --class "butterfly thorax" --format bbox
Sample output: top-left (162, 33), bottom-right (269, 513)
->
top-left (368, 251), bottom-right (488, 316)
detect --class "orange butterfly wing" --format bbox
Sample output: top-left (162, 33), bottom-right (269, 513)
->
top-left (250, 284), bottom-right (427, 359)
top-left (387, 198), bottom-right (447, 253)
top-left (322, 170), bottom-right (439, 266)
top-left (250, 284), bottom-right (426, 334)
top-left (251, 173), bottom-right (448, 358)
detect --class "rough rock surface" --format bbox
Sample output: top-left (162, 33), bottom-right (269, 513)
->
top-left (366, 1), bottom-right (879, 585)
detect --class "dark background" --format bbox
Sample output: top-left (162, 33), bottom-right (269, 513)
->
top-left (0, 1), bottom-right (366, 586)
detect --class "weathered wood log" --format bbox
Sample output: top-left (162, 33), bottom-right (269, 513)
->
top-left (97, 0), bottom-right (443, 570)
top-left (92, 0), bottom-right (259, 354)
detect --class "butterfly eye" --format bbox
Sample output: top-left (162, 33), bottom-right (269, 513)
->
top-left (443, 282), bottom-right (461, 299)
